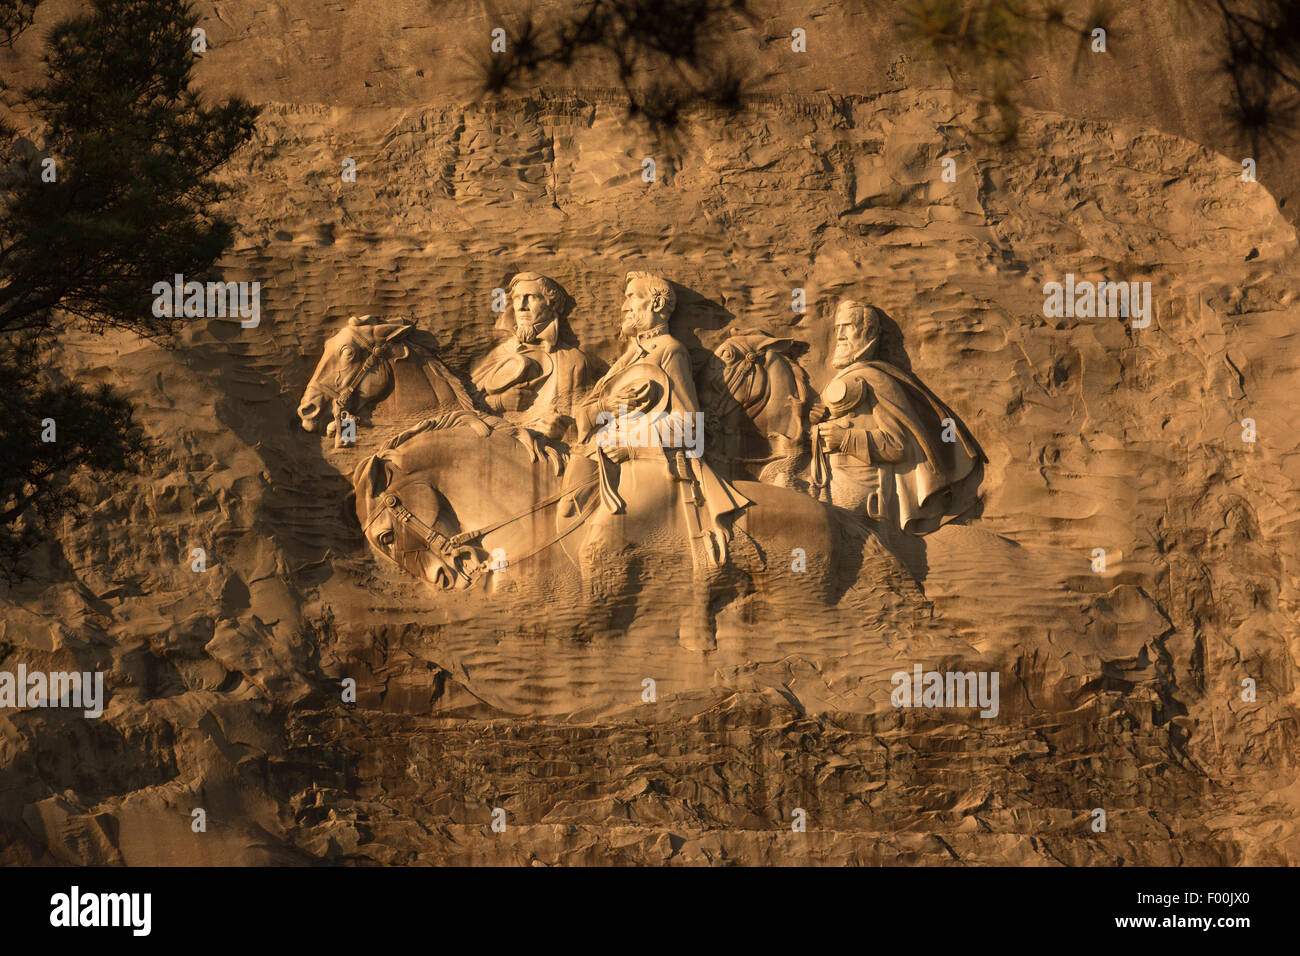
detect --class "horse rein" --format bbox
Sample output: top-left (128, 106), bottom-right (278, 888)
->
top-left (365, 475), bottom-right (601, 587)
top-left (358, 343), bottom-right (809, 582)
top-left (363, 487), bottom-right (479, 588)
top-left (312, 328), bottom-right (395, 448)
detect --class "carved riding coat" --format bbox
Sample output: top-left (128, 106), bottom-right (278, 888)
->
top-left (471, 316), bottom-right (592, 440)
top-left (819, 358), bottom-right (984, 534)
top-left (581, 325), bottom-right (750, 541)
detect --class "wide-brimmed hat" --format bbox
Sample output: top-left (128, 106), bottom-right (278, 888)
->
top-left (597, 363), bottom-right (673, 417)
top-left (479, 350), bottom-right (553, 394)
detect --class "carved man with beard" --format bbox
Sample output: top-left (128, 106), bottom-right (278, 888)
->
top-left (572, 271), bottom-right (749, 566)
top-left (472, 272), bottom-right (593, 442)
top-left (811, 299), bottom-right (984, 534)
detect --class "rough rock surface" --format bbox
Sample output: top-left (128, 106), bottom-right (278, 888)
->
top-left (1, 2), bottom-right (1298, 866)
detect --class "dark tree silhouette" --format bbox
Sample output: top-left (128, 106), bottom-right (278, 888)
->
top-left (899, 0), bottom-right (1118, 144)
top-left (0, 0), bottom-right (38, 46)
top-left (901, 0), bottom-right (1300, 153)
top-left (0, 0), bottom-right (258, 577)
top-left (1199, 0), bottom-right (1300, 155)
top-left (471, 0), bottom-right (758, 136)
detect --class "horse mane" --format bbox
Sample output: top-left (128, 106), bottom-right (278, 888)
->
top-left (351, 317), bottom-right (481, 415)
top-left (420, 351), bottom-right (480, 413)
top-left (720, 328), bottom-right (814, 420)
top-left (786, 350), bottom-right (813, 420)
top-left (402, 327), bottom-right (479, 413)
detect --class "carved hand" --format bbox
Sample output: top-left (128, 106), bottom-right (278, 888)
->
top-left (501, 383), bottom-right (536, 413)
top-left (533, 412), bottom-right (569, 441)
top-left (813, 420), bottom-right (848, 453)
top-left (508, 424), bottom-right (566, 476)
top-left (612, 380), bottom-right (654, 413)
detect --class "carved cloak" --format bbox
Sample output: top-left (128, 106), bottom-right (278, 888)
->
top-left (832, 360), bottom-right (985, 534)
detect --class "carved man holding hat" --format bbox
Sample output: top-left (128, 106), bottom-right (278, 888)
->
top-left (811, 299), bottom-right (984, 534)
top-left (471, 271), bottom-right (593, 442)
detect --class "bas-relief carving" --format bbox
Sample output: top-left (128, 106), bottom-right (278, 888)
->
top-left (470, 271), bottom-right (594, 442)
top-left (300, 271), bottom-right (986, 650)
top-left (297, 313), bottom-right (563, 467)
top-left (297, 314), bottom-right (473, 444)
top-left (811, 300), bottom-right (983, 533)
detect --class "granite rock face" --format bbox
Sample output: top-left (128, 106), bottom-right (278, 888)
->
top-left (1, 2), bottom-right (1298, 866)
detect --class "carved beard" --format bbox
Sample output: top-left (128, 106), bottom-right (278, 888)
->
top-left (832, 333), bottom-right (876, 368)
top-left (515, 312), bottom-right (553, 344)
top-left (832, 339), bottom-right (861, 369)
top-left (620, 309), bottom-right (655, 340)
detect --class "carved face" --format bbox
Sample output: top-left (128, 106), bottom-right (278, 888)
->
top-left (621, 277), bottom-right (659, 337)
top-left (832, 304), bottom-right (876, 369)
top-left (510, 279), bottom-right (554, 341)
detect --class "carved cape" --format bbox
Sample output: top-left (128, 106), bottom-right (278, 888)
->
top-left (826, 360), bottom-right (985, 534)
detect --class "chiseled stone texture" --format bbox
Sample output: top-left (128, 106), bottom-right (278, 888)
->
top-left (1, 21), bottom-right (1298, 864)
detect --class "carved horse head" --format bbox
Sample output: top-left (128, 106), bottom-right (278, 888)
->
top-left (702, 330), bottom-right (816, 481)
top-left (349, 445), bottom-right (486, 590)
top-left (298, 315), bottom-right (475, 446)
top-left (347, 423), bottom-right (588, 594)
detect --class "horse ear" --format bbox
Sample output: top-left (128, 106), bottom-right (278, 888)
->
top-left (380, 323), bottom-right (413, 358)
top-left (348, 315), bottom-right (362, 326)
top-left (757, 336), bottom-right (807, 356)
top-left (345, 455), bottom-right (384, 532)
top-left (352, 453), bottom-right (392, 499)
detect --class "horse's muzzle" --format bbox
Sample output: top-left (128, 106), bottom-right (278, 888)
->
top-left (417, 549), bottom-right (475, 590)
top-left (298, 396), bottom-right (325, 432)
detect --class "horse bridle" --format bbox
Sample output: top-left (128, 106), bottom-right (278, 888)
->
top-left (313, 328), bottom-right (394, 447)
top-left (362, 486), bottom-right (482, 588)
top-left (706, 346), bottom-right (805, 466)
top-left (363, 475), bottom-right (602, 588)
